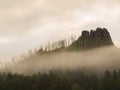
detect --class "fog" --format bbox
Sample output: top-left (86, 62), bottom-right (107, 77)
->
top-left (2, 46), bottom-right (120, 75)
top-left (1, 0), bottom-right (120, 63)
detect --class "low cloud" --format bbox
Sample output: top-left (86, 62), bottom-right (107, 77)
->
top-left (3, 46), bottom-right (120, 75)
top-left (0, 0), bottom-right (120, 63)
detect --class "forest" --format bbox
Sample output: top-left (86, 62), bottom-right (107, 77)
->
top-left (0, 69), bottom-right (120, 90)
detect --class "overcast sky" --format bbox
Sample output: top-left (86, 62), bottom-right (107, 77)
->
top-left (0, 0), bottom-right (120, 64)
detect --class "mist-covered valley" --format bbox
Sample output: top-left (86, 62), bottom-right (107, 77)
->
top-left (1, 46), bottom-right (118, 75)
top-left (2, 28), bottom-right (119, 75)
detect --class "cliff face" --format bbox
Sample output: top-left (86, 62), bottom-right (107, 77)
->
top-left (68, 27), bottom-right (113, 50)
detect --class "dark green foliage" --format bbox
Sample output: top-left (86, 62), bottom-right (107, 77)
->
top-left (0, 70), bottom-right (120, 89)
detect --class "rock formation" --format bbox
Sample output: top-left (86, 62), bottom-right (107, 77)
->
top-left (68, 27), bottom-right (113, 50)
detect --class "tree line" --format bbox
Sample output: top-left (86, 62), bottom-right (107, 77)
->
top-left (0, 69), bottom-right (120, 89)
top-left (10, 35), bottom-right (76, 64)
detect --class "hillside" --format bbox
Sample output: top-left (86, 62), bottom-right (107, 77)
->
top-left (1, 28), bottom-right (120, 89)
top-left (34, 27), bottom-right (114, 54)
top-left (2, 27), bottom-right (119, 75)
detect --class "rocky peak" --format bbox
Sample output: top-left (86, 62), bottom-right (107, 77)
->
top-left (81, 27), bottom-right (112, 43)
top-left (90, 28), bottom-right (112, 42)
top-left (81, 30), bottom-right (89, 39)
top-left (69, 27), bottom-right (113, 50)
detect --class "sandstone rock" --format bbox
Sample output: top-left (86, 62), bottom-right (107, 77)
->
top-left (95, 28), bottom-right (103, 40)
top-left (68, 27), bottom-right (113, 50)
top-left (90, 30), bottom-right (95, 39)
top-left (81, 31), bottom-right (89, 39)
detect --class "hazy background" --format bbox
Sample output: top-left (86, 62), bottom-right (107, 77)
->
top-left (6, 46), bottom-right (120, 75)
top-left (0, 0), bottom-right (120, 64)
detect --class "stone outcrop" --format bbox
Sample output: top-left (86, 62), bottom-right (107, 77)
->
top-left (68, 27), bottom-right (113, 50)
top-left (89, 28), bottom-right (112, 42)
top-left (81, 27), bottom-right (113, 45)
top-left (81, 31), bottom-right (89, 39)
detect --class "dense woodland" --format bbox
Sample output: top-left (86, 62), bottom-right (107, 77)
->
top-left (0, 70), bottom-right (120, 89)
